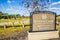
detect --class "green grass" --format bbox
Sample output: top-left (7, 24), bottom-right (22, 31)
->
top-left (1, 16), bottom-right (60, 38)
top-left (0, 19), bottom-right (19, 22)
top-left (0, 18), bottom-right (29, 22)
top-left (56, 16), bottom-right (60, 30)
top-left (0, 17), bottom-right (30, 38)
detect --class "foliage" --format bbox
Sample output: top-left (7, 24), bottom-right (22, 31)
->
top-left (56, 15), bottom-right (60, 30)
top-left (0, 11), bottom-right (2, 16)
top-left (0, 11), bottom-right (21, 19)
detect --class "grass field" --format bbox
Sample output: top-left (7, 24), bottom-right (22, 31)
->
top-left (0, 18), bottom-right (29, 22)
top-left (0, 17), bottom-right (30, 38)
top-left (0, 16), bottom-right (60, 39)
top-left (56, 16), bottom-right (60, 30)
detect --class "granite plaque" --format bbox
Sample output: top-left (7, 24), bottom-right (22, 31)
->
top-left (30, 11), bottom-right (56, 31)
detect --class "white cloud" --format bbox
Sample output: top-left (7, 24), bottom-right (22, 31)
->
top-left (48, 7), bottom-right (60, 15)
top-left (49, 8), bottom-right (60, 10)
top-left (6, 8), bottom-right (12, 10)
top-left (48, 1), bottom-right (60, 10)
top-left (12, 1), bottom-right (15, 2)
top-left (7, 0), bottom-right (11, 3)
top-left (50, 1), bottom-right (60, 6)
top-left (7, 0), bottom-right (15, 3)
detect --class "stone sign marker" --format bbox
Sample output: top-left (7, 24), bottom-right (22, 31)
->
top-left (30, 11), bottom-right (56, 31)
top-left (28, 11), bottom-right (59, 40)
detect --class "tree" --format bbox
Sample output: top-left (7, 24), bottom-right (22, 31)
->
top-left (0, 11), bottom-right (2, 19)
top-left (1, 13), bottom-right (9, 19)
top-left (25, 0), bottom-right (39, 11)
top-left (24, 0), bottom-right (51, 12)
top-left (0, 11), bottom-right (2, 16)
top-left (16, 14), bottom-right (20, 16)
top-left (16, 14), bottom-right (21, 18)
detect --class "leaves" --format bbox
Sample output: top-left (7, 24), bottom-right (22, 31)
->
top-left (25, 2), bottom-right (30, 8)
top-left (40, 0), bottom-right (43, 2)
top-left (47, 0), bottom-right (49, 2)
top-left (33, 1), bottom-right (38, 8)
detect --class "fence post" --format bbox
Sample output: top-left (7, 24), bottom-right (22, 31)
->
top-left (4, 25), bottom-right (6, 29)
top-left (22, 23), bottom-right (24, 28)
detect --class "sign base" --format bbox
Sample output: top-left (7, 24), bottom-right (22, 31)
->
top-left (28, 31), bottom-right (59, 40)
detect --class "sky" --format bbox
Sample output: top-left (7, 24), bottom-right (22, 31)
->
top-left (0, 0), bottom-right (60, 16)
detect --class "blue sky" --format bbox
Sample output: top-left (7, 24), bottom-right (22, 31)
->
top-left (0, 0), bottom-right (60, 16)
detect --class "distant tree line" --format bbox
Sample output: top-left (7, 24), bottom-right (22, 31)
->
top-left (0, 11), bottom-right (29, 19)
top-left (0, 11), bottom-right (21, 19)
